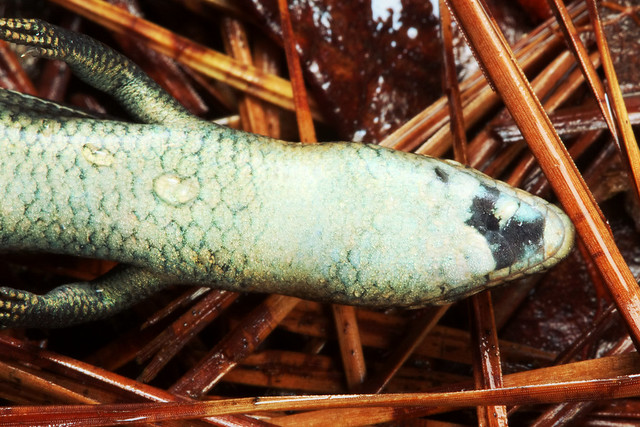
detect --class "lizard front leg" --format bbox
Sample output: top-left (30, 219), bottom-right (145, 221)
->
top-left (0, 266), bottom-right (173, 328)
top-left (0, 18), bottom-right (196, 125)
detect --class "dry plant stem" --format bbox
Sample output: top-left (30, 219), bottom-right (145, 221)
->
top-left (440, 0), bottom-right (467, 163)
top-left (224, 363), bottom-right (344, 394)
top-left (82, 319), bottom-right (172, 372)
top-left (485, 55), bottom-right (598, 181)
top-left (136, 290), bottom-right (239, 383)
top-left (46, 0), bottom-right (307, 114)
top-left (441, 3), bottom-right (505, 422)
top-left (594, 403), bottom-right (640, 423)
top-left (284, 302), bottom-right (555, 365)
top-left (575, 234), bottom-right (609, 303)
top-left (586, 0), bottom-right (640, 200)
top-left (530, 336), bottom-right (635, 426)
top-left (381, 45), bottom-right (509, 152)
top-left (4, 372), bottom-right (640, 425)
top-left (495, 352), bottom-right (640, 390)
top-left (549, 0), bottom-right (640, 218)
top-left (0, 336), bottom-right (262, 427)
top-left (491, 276), bottom-right (540, 330)
top-left (0, 360), bottom-right (99, 405)
top-left (169, 294), bottom-right (301, 398)
top-left (253, 38), bottom-right (283, 138)
top-left (601, 1), bottom-right (640, 26)
top-left (226, 351), bottom-right (343, 393)
top-left (358, 305), bottom-right (449, 394)
top-left (214, 114), bottom-right (241, 129)
top-left (0, 40), bottom-right (36, 94)
top-left (506, 283), bottom-right (616, 418)
top-left (277, 0), bottom-right (316, 142)
top-left (415, 35), bottom-right (573, 158)
top-left (482, 142), bottom-right (526, 178)
top-left (223, 371), bottom-right (338, 395)
top-left (382, 2), bottom-right (586, 154)
top-left (225, 355), bottom-right (466, 395)
top-left (468, 49), bottom-right (577, 172)
top-left (234, 351), bottom-right (640, 399)
top-left (544, 52), bottom-right (601, 112)
top-left (415, 83), bottom-right (498, 156)
top-left (525, 129), bottom-right (603, 198)
top-left (180, 65), bottom-right (239, 113)
top-left (445, 0), bottom-right (640, 350)
top-left (270, 406), bottom-right (443, 427)
top-left (137, 290), bottom-right (235, 362)
top-left (499, 93), bottom-right (640, 142)
top-left (546, 0), bottom-right (619, 139)
top-left (530, 400), bottom-right (595, 426)
top-left (332, 305), bottom-right (367, 389)
top-left (141, 287), bottom-right (210, 329)
top-left (502, 55), bottom-right (601, 186)
top-left (221, 17), bottom-right (268, 135)
top-left (470, 293), bottom-right (507, 426)
top-left (197, 0), bottom-right (243, 16)
top-left (4, 339), bottom-right (639, 424)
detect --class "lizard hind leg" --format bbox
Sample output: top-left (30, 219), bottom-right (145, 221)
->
top-left (0, 18), bottom-right (197, 125)
top-left (0, 266), bottom-right (173, 328)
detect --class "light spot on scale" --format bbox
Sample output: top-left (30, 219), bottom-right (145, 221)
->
top-left (82, 143), bottom-right (115, 167)
top-left (153, 173), bottom-right (200, 206)
top-left (493, 197), bottom-right (519, 229)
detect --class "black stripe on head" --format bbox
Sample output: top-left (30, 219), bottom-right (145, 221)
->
top-left (465, 185), bottom-right (544, 270)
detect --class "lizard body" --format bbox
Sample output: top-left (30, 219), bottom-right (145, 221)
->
top-left (0, 19), bottom-right (574, 327)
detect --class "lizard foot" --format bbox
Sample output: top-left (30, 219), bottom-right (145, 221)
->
top-left (0, 267), bottom-right (173, 328)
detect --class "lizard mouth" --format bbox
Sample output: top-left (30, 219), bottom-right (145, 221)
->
top-left (538, 202), bottom-right (575, 270)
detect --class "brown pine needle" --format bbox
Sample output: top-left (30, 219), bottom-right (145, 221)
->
top-left (47, 0), bottom-right (314, 115)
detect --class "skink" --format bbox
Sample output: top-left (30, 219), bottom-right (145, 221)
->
top-left (0, 19), bottom-right (574, 328)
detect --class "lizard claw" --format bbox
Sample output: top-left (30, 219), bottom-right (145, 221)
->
top-left (0, 287), bottom-right (39, 328)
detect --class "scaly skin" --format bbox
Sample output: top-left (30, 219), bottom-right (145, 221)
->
top-left (0, 19), bottom-right (574, 327)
